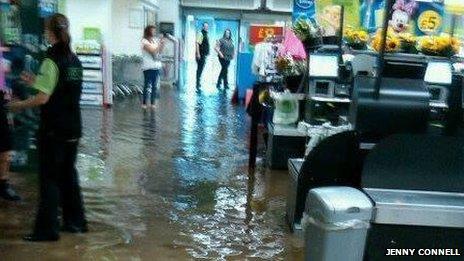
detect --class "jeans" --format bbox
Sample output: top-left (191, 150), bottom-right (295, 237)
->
top-left (196, 56), bottom-right (207, 86)
top-left (217, 57), bottom-right (231, 87)
top-left (143, 69), bottom-right (160, 105)
top-left (34, 135), bottom-right (86, 237)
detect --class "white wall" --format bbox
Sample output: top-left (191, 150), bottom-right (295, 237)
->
top-left (66, 0), bottom-right (112, 49)
top-left (158, 0), bottom-right (181, 37)
top-left (111, 0), bottom-right (149, 55)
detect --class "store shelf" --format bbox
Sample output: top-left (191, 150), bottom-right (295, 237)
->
top-left (77, 53), bottom-right (101, 56)
top-left (430, 102), bottom-right (449, 109)
top-left (360, 143), bottom-right (376, 150)
top-left (83, 66), bottom-right (102, 70)
top-left (80, 93), bottom-right (103, 106)
top-left (82, 82), bottom-right (103, 94)
top-left (309, 96), bottom-right (351, 103)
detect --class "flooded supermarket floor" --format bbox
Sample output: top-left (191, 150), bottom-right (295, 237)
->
top-left (0, 85), bottom-right (304, 260)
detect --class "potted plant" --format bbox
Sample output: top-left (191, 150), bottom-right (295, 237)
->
top-left (344, 28), bottom-right (370, 50)
top-left (292, 19), bottom-right (323, 52)
top-left (418, 35), bottom-right (461, 58)
top-left (275, 54), bottom-right (306, 93)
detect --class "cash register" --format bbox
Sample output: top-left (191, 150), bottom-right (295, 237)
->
top-left (305, 49), bottom-right (353, 125)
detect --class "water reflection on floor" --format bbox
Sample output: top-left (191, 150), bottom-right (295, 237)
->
top-left (0, 86), bottom-right (303, 260)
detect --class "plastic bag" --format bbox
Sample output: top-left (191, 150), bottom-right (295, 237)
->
top-left (301, 213), bottom-right (371, 232)
top-left (272, 91), bottom-right (300, 125)
top-left (298, 122), bottom-right (353, 156)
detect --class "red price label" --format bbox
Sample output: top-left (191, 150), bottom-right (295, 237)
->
top-left (250, 25), bottom-right (284, 45)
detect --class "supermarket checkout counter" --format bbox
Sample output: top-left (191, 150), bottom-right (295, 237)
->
top-left (299, 56), bottom-right (464, 260)
top-left (288, 53), bottom-right (463, 234)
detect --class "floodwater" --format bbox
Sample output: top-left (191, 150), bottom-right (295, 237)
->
top-left (0, 86), bottom-right (304, 260)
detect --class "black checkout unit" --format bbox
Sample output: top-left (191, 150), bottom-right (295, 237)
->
top-left (287, 45), bottom-right (357, 230)
top-left (286, 49), bottom-right (464, 243)
top-left (357, 55), bottom-right (464, 260)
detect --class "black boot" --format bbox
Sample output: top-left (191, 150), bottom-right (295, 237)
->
top-left (0, 180), bottom-right (21, 201)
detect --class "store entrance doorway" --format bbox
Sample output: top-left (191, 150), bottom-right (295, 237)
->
top-left (184, 15), bottom-right (240, 92)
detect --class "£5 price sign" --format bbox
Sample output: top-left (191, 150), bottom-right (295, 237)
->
top-left (249, 25), bottom-right (284, 45)
top-left (414, 1), bottom-right (444, 36)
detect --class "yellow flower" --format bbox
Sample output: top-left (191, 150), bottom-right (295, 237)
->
top-left (371, 27), bottom-right (401, 52)
top-left (344, 28), bottom-right (370, 50)
top-left (418, 35), bottom-right (461, 56)
top-left (359, 31), bottom-right (369, 42)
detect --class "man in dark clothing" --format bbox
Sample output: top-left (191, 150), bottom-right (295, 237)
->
top-left (196, 22), bottom-right (210, 89)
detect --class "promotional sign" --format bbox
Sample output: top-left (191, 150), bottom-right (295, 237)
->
top-left (414, 0), bottom-right (444, 36)
top-left (249, 25), bottom-right (284, 45)
top-left (84, 27), bottom-right (102, 43)
top-left (315, 0), bottom-right (361, 36)
top-left (360, 0), bottom-right (386, 33)
top-left (292, 0), bottom-right (316, 22)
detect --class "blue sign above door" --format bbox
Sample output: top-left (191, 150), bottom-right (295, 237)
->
top-left (293, 0), bottom-right (316, 22)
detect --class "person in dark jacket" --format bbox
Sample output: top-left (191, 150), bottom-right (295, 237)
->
top-left (195, 22), bottom-right (210, 90)
top-left (8, 13), bottom-right (87, 242)
top-left (215, 29), bottom-right (235, 89)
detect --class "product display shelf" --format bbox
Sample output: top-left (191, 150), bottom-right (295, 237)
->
top-left (77, 50), bottom-right (105, 106)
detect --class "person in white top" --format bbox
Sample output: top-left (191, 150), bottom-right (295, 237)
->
top-left (141, 25), bottom-right (165, 110)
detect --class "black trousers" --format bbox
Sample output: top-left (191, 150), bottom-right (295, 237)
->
top-left (0, 94), bottom-right (12, 153)
top-left (34, 135), bottom-right (86, 237)
top-left (217, 57), bottom-right (231, 87)
top-left (196, 56), bottom-right (207, 86)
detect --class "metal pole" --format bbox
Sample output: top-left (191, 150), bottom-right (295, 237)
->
top-left (338, 5), bottom-right (345, 64)
top-left (373, 0), bottom-right (394, 100)
top-left (450, 14), bottom-right (457, 37)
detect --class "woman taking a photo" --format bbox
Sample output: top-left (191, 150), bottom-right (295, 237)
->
top-left (141, 25), bottom-right (165, 110)
top-left (8, 13), bottom-right (87, 242)
top-left (215, 29), bottom-right (235, 89)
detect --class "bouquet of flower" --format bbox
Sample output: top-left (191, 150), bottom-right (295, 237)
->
top-left (398, 33), bottom-right (418, 54)
top-left (275, 55), bottom-right (306, 77)
top-left (371, 28), bottom-right (401, 53)
top-left (419, 35), bottom-right (461, 57)
top-left (344, 28), bottom-right (369, 50)
top-left (292, 19), bottom-right (323, 51)
top-left (275, 54), bottom-right (307, 92)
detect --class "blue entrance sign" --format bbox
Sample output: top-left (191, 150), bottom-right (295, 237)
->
top-left (293, 0), bottom-right (316, 22)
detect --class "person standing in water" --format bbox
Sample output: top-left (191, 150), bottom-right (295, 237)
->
top-left (8, 13), bottom-right (87, 241)
top-left (141, 25), bottom-right (165, 110)
top-left (0, 40), bottom-right (21, 201)
top-left (196, 22), bottom-right (210, 90)
top-left (215, 29), bottom-right (235, 89)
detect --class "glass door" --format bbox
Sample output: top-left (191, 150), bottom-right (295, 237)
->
top-left (183, 15), bottom-right (240, 92)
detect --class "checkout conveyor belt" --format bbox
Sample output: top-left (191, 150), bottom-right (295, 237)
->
top-left (362, 134), bottom-right (464, 193)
